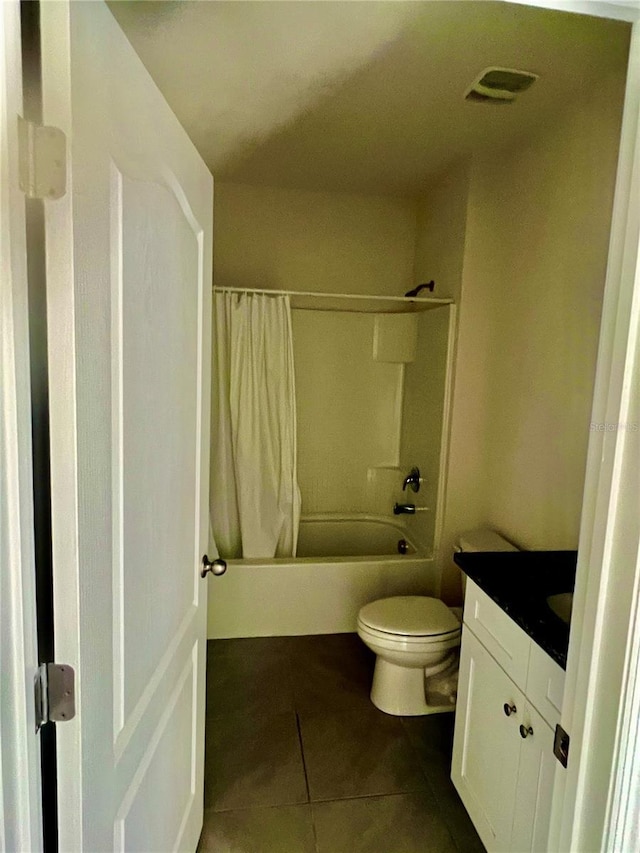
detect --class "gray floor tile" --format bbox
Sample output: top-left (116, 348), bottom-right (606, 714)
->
top-left (401, 713), bottom-right (456, 763)
top-left (312, 792), bottom-right (457, 853)
top-left (406, 736), bottom-right (485, 853)
top-left (207, 638), bottom-right (294, 718)
top-left (204, 710), bottom-right (308, 812)
top-left (288, 633), bottom-right (375, 713)
top-left (401, 713), bottom-right (459, 793)
top-left (198, 804), bottom-right (316, 853)
top-left (299, 707), bottom-right (431, 801)
top-left (203, 635), bottom-right (484, 852)
top-left (208, 636), bottom-right (292, 659)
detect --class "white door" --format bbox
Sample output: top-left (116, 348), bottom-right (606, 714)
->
top-left (40, 2), bottom-right (213, 850)
top-left (0, 2), bottom-right (43, 849)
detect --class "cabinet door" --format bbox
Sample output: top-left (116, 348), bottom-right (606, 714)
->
top-left (511, 703), bottom-right (559, 852)
top-left (452, 628), bottom-right (524, 852)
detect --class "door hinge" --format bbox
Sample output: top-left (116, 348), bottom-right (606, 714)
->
top-left (17, 116), bottom-right (67, 200)
top-left (554, 723), bottom-right (570, 768)
top-left (35, 663), bottom-right (76, 732)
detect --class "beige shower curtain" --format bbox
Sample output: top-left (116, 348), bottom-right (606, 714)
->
top-left (210, 291), bottom-right (301, 559)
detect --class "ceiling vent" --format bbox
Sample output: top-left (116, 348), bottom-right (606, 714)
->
top-left (465, 67), bottom-right (538, 104)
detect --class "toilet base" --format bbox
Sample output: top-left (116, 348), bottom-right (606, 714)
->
top-left (370, 657), bottom-right (455, 717)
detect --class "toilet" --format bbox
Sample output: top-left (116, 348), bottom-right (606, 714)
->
top-left (358, 529), bottom-right (518, 716)
top-left (357, 596), bottom-right (461, 716)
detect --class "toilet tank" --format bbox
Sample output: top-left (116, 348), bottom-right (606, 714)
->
top-left (456, 528), bottom-right (519, 553)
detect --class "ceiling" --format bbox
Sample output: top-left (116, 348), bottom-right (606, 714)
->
top-left (109, 1), bottom-right (630, 197)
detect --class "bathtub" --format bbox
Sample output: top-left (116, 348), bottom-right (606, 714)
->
top-left (207, 514), bottom-right (437, 638)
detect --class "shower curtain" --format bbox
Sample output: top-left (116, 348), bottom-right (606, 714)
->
top-left (210, 291), bottom-right (301, 559)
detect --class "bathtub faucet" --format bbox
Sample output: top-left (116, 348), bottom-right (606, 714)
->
top-left (394, 503), bottom-right (416, 515)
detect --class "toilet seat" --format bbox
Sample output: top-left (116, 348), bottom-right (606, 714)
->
top-left (357, 621), bottom-right (460, 647)
top-left (358, 596), bottom-right (460, 638)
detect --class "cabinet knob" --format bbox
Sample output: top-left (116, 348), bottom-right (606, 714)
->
top-left (519, 724), bottom-right (534, 739)
top-left (503, 702), bottom-right (517, 717)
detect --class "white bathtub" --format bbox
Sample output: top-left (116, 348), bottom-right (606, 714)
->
top-left (297, 515), bottom-right (417, 558)
top-left (207, 514), bottom-right (437, 638)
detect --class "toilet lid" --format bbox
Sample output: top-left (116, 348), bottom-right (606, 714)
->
top-left (358, 596), bottom-right (460, 637)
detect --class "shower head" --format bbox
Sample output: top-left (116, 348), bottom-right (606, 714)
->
top-left (405, 281), bottom-right (435, 298)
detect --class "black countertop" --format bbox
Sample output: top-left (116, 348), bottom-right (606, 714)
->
top-left (453, 550), bottom-right (577, 670)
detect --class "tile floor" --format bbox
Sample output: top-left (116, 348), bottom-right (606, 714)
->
top-left (200, 633), bottom-right (484, 853)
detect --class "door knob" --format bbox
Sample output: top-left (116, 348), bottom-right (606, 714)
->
top-left (503, 702), bottom-right (517, 717)
top-left (201, 555), bottom-right (227, 578)
top-left (519, 724), bottom-right (534, 739)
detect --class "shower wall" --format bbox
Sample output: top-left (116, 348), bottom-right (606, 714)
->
top-left (399, 307), bottom-right (455, 554)
top-left (291, 310), bottom-right (403, 516)
top-left (290, 306), bottom-right (453, 556)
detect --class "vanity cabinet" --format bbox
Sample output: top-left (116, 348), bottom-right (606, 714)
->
top-left (451, 580), bottom-right (565, 852)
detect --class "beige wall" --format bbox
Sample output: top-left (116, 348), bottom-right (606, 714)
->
top-left (214, 182), bottom-right (416, 296)
top-left (413, 161), bottom-right (471, 302)
top-left (438, 75), bottom-right (625, 602)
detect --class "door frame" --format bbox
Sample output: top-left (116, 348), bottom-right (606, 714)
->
top-left (550, 16), bottom-right (640, 849)
top-left (0, 1), bottom-right (44, 850)
top-left (509, 1), bottom-right (640, 849)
